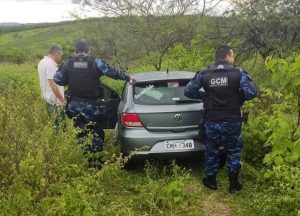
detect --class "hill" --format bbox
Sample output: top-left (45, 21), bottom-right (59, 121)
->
top-left (0, 17), bottom-right (154, 64)
top-left (0, 19), bottom-right (91, 51)
top-left (0, 16), bottom-right (209, 67)
top-left (0, 22), bottom-right (22, 27)
top-left (0, 18), bottom-right (123, 63)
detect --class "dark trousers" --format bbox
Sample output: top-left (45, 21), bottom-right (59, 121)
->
top-left (45, 103), bottom-right (65, 127)
top-left (204, 121), bottom-right (242, 176)
top-left (72, 114), bottom-right (105, 153)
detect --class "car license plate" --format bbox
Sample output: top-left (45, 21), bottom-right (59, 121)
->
top-left (164, 139), bottom-right (194, 151)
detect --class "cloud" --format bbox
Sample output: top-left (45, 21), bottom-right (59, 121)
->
top-left (0, 0), bottom-right (77, 23)
top-left (15, 0), bottom-right (52, 1)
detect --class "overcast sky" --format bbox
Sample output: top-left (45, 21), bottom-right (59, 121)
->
top-left (0, 0), bottom-right (231, 24)
top-left (0, 0), bottom-right (94, 23)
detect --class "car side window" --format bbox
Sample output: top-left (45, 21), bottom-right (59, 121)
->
top-left (99, 83), bottom-right (120, 99)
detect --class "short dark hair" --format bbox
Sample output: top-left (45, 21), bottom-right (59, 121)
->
top-left (48, 45), bottom-right (62, 54)
top-left (215, 45), bottom-right (232, 61)
top-left (75, 41), bottom-right (89, 53)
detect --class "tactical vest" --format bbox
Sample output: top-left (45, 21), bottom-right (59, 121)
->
top-left (201, 64), bottom-right (241, 121)
top-left (66, 56), bottom-right (100, 100)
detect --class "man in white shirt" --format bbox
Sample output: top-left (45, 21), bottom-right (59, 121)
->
top-left (38, 45), bottom-right (66, 108)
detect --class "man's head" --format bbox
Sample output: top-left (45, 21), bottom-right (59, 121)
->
top-left (215, 45), bottom-right (234, 64)
top-left (75, 41), bottom-right (90, 54)
top-left (48, 45), bottom-right (63, 64)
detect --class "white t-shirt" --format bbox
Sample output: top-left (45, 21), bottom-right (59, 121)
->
top-left (38, 56), bottom-right (64, 106)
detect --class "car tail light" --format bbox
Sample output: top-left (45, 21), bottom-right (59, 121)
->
top-left (121, 113), bottom-right (143, 127)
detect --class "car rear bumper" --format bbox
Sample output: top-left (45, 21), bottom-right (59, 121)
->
top-left (119, 126), bottom-right (224, 159)
top-left (127, 151), bottom-right (204, 160)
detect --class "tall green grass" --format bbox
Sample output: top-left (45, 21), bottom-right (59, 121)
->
top-left (0, 64), bottom-right (207, 215)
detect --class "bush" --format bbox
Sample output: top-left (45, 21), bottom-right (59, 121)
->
top-left (0, 49), bottom-right (29, 64)
top-left (243, 89), bottom-right (299, 166)
top-left (236, 164), bottom-right (300, 216)
top-left (164, 40), bottom-right (214, 71)
top-left (0, 78), bottom-right (86, 215)
top-left (243, 55), bottom-right (300, 167)
top-left (0, 64), bottom-right (204, 215)
top-left (237, 55), bottom-right (300, 216)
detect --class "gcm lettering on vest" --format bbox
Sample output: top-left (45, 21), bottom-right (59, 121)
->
top-left (209, 77), bottom-right (228, 87)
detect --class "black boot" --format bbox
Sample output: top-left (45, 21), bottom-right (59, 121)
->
top-left (202, 175), bottom-right (217, 190)
top-left (228, 172), bottom-right (243, 194)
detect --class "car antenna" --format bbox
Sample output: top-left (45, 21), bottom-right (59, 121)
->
top-left (166, 61), bottom-right (169, 73)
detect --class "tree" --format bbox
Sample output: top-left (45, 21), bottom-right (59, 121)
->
top-left (72, 0), bottom-right (224, 17)
top-left (70, 17), bottom-right (145, 68)
top-left (71, 0), bottom-right (225, 70)
top-left (263, 55), bottom-right (300, 166)
top-left (215, 0), bottom-right (300, 61)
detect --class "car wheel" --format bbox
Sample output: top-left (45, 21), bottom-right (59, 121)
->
top-left (123, 159), bottom-right (137, 170)
top-left (219, 153), bottom-right (227, 169)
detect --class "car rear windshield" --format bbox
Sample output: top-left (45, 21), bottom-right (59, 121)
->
top-left (133, 80), bottom-right (201, 105)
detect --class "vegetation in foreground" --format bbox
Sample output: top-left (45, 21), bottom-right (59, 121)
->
top-left (0, 0), bottom-right (299, 213)
top-left (0, 61), bottom-right (299, 215)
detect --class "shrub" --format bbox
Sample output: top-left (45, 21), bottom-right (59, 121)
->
top-left (236, 164), bottom-right (300, 216)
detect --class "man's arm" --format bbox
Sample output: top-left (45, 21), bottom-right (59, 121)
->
top-left (240, 70), bottom-right (258, 101)
top-left (48, 79), bottom-right (66, 106)
top-left (95, 59), bottom-right (130, 81)
top-left (184, 71), bottom-right (203, 99)
top-left (54, 63), bottom-right (68, 86)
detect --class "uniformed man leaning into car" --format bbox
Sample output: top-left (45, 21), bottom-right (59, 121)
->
top-left (184, 45), bottom-right (258, 193)
top-left (54, 41), bottom-right (130, 153)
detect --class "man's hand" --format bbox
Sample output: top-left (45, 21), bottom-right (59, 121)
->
top-left (60, 100), bottom-right (67, 108)
top-left (48, 79), bottom-right (65, 106)
top-left (129, 76), bottom-right (136, 84)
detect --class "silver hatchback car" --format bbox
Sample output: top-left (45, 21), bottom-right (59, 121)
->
top-left (114, 71), bottom-right (207, 159)
top-left (91, 71), bottom-right (225, 162)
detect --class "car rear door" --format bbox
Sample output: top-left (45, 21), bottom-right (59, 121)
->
top-left (98, 82), bottom-right (120, 129)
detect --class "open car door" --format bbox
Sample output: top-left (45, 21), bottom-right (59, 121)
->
top-left (98, 83), bottom-right (120, 129)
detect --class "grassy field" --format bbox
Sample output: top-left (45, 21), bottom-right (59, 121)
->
top-left (0, 23), bottom-right (73, 53)
top-left (0, 7), bottom-right (299, 214)
top-left (0, 63), bottom-right (242, 215)
top-left (0, 18), bottom-right (121, 63)
top-left (2, 63), bottom-right (299, 215)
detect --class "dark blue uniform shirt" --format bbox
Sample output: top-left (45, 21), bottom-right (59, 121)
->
top-left (184, 65), bottom-right (258, 102)
top-left (54, 55), bottom-right (129, 86)
top-left (54, 54), bottom-right (129, 119)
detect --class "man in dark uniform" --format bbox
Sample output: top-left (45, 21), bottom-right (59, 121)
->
top-left (184, 45), bottom-right (258, 193)
top-left (54, 41), bottom-right (130, 153)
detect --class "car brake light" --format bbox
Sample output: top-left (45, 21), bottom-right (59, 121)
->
top-left (121, 113), bottom-right (143, 127)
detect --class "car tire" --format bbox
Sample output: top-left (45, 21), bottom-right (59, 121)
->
top-left (219, 153), bottom-right (227, 169)
top-left (123, 159), bottom-right (137, 170)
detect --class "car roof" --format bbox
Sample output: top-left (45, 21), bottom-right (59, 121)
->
top-left (132, 71), bottom-right (195, 82)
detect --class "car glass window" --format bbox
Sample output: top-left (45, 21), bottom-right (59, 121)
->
top-left (133, 80), bottom-right (200, 105)
top-left (99, 84), bottom-right (119, 99)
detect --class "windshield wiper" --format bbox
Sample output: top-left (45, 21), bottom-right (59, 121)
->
top-left (174, 99), bottom-right (202, 104)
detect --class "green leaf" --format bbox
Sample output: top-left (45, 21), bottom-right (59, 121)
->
top-left (274, 156), bottom-right (284, 166)
top-left (264, 171), bottom-right (273, 179)
top-left (174, 196), bottom-right (183, 203)
top-left (263, 154), bottom-right (273, 164)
